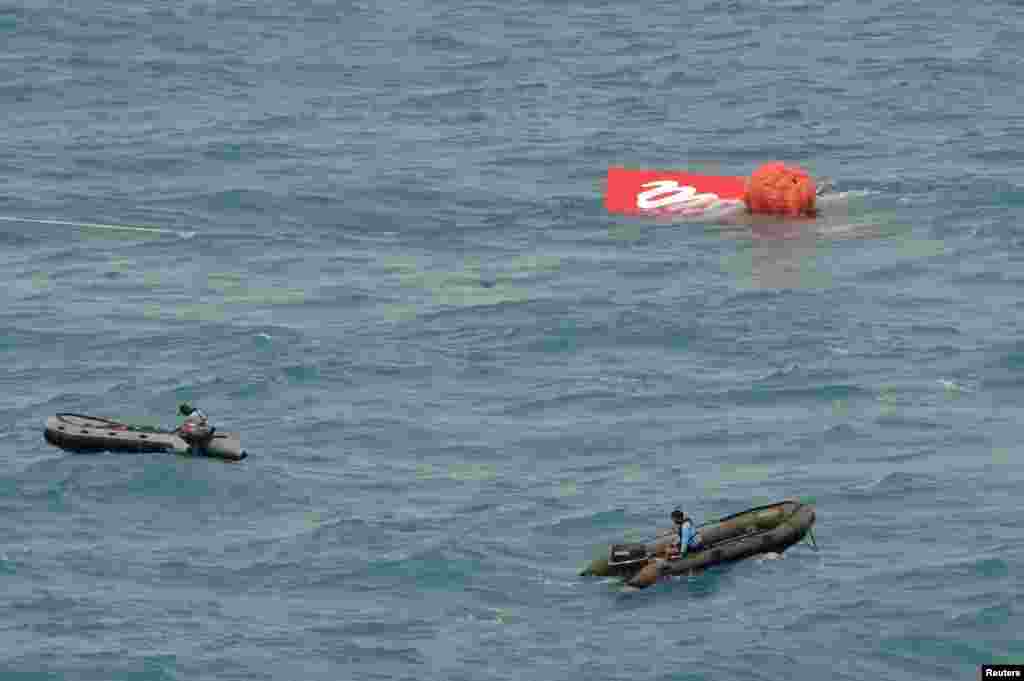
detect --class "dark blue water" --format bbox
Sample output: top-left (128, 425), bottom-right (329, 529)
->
top-left (2, 1), bottom-right (1022, 679)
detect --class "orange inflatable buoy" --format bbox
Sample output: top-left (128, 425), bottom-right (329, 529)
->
top-left (744, 162), bottom-right (817, 217)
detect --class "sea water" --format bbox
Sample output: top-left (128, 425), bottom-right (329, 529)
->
top-left (1, 1), bottom-right (1022, 679)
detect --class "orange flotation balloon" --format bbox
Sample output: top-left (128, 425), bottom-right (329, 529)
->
top-left (744, 162), bottom-right (817, 217)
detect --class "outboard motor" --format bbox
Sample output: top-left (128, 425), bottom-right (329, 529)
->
top-left (608, 543), bottom-right (651, 567)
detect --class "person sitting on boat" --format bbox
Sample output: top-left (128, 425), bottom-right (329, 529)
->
top-left (177, 403), bottom-right (214, 443)
top-left (669, 507), bottom-right (702, 558)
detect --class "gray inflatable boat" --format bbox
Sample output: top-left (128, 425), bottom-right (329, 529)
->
top-left (44, 413), bottom-right (247, 462)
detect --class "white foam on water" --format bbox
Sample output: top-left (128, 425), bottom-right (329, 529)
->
top-left (344, 230), bottom-right (399, 244)
top-left (938, 378), bottom-right (973, 393)
top-left (816, 189), bottom-right (875, 206)
top-left (0, 215), bottom-right (195, 239)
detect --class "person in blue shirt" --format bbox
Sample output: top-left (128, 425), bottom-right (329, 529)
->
top-left (670, 507), bottom-right (702, 558)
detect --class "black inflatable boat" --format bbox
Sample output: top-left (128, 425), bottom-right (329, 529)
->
top-left (43, 413), bottom-right (247, 462)
top-left (580, 499), bottom-right (815, 588)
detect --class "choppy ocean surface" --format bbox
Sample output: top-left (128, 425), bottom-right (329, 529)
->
top-left (2, 1), bottom-right (1023, 679)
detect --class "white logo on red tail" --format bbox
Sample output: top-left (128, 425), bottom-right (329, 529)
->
top-left (636, 180), bottom-right (721, 211)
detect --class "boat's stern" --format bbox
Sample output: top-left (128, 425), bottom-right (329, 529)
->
top-left (581, 543), bottom-right (652, 577)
